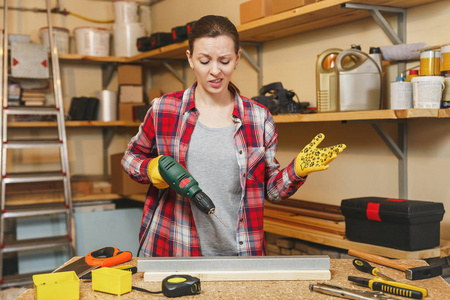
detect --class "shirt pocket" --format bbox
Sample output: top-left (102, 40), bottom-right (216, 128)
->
top-left (247, 146), bottom-right (265, 181)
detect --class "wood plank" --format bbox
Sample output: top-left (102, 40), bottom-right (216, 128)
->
top-left (273, 109), bottom-right (399, 123)
top-left (265, 217), bottom-right (346, 239)
top-left (144, 270), bottom-right (331, 282)
top-left (264, 218), bottom-right (447, 259)
top-left (439, 109), bottom-right (450, 118)
top-left (265, 201), bottom-right (345, 221)
top-left (274, 198), bottom-right (342, 214)
top-left (264, 208), bottom-right (345, 235)
top-left (394, 108), bottom-right (439, 119)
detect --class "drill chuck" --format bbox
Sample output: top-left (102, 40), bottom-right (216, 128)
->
top-left (158, 155), bottom-right (216, 215)
top-left (192, 191), bottom-right (215, 215)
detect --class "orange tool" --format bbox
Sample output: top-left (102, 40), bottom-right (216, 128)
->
top-left (85, 247), bottom-right (132, 267)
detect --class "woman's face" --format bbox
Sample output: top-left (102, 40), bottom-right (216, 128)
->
top-left (187, 35), bottom-right (240, 96)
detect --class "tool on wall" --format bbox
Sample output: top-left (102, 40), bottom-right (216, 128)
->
top-left (348, 276), bottom-right (427, 299)
top-left (310, 283), bottom-right (400, 300)
top-left (348, 249), bottom-right (442, 280)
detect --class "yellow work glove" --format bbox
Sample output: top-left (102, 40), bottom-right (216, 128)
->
top-left (147, 155), bottom-right (169, 189)
top-left (295, 133), bottom-right (346, 177)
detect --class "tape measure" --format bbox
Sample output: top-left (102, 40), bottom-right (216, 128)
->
top-left (162, 275), bottom-right (201, 297)
top-left (132, 274), bottom-right (201, 298)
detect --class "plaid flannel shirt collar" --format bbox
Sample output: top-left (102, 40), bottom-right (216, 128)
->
top-left (181, 82), bottom-right (245, 123)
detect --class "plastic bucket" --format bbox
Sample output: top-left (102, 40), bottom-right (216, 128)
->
top-left (411, 76), bottom-right (444, 108)
top-left (113, 22), bottom-right (144, 57)
top-left (39, 27), bottom-right (70, 54)
top-left (74, 27), bottom-right (110, 56)
top-left (114, 0), bottom-right (139, 24)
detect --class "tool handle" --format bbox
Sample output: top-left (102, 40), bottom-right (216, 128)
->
top-left (348, 249), bottom-right (413, 271)
top-left (353, 259), bottom-right (378, 276)
top-left (370, 278), bottom-right (427, 299)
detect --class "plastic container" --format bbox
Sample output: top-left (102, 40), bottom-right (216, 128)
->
top-left (114, 0), bottom-right (139, 24)
top-left (112, 22), bottom-right (145, 57)
top-left (96, 90), bottom-right (117, 121)
top-left (441, 45), bottom-right (450, 73)
top-left (336, 48), bottom-right (382, 111)
top-left (33, 271), bottom-right (79, 300)
top-left (405, 69), bottom-right (419, 82)
top-left (74, 27), bottom-right (110, 56)
top-left (390, 76), bottom-right (412, 109)
top-left (316, 48), bottom-right (342, 112)
top-left (40, 26), bottom-right (70, 54)
top-left (420, 49), bottom-right (440, 76)
top-left (92, 267), bottom-right (132, 296)
top-left (341, 197), bottom-right (445, 251)
top-left (411, 76), bottom-right (444, 108)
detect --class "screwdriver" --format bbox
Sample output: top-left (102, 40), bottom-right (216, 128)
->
top-left (353, 258), bottom-right (395, 282)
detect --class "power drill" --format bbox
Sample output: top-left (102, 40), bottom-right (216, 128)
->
top-left (158, 155), bottom-right (226, 227)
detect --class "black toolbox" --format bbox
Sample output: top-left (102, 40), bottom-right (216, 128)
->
top-left (340, 197), bottom-right (445, 251)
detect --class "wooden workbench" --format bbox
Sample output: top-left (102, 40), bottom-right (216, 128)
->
top-left (16, 257), bottom-right (450, 299)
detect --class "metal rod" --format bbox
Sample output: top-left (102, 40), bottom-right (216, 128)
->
top-left (370, 121), bottom-right (408, 199)
top-left (162, 61), bottom-right (186, 86)
top-left (138, 256), bottom-right (330, 272)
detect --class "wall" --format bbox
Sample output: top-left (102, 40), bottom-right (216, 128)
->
top-left (2, 0), bottom-right (449, 240)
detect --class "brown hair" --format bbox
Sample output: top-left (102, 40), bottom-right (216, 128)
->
top-left (188, 15), bottom-right (241, 94)
top-left (188, 15), bottom-right (240, 55)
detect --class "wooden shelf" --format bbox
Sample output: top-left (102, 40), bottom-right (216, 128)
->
top-left (274, 109), bottom-right (448, 123)
top-left (8, 120), bottom-right (141, 128)
top-left (56, 0), bottom-right (439, 65)
top-left (7, 109), bottom-right (449, 128)
top-left (236, 0), bottom-right (439, 42)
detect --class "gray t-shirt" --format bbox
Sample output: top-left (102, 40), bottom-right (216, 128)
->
top-left (186, 121), bottom-right (242, 256)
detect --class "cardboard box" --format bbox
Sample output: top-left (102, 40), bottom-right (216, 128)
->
top-left (273, 0), bottom-right (315, 14)
top-left (340, 197), bottom-right (445, 251)
top-left (117, 64), bottom-right (143, 85)
top-left (119, 103), bottom-right (136, 121)
top-left (240, 0), bottom-right (273, 24)
top-left (119, 85), bottom-right (144, 103)
top-left (110, 153), bottom-right (149, 195)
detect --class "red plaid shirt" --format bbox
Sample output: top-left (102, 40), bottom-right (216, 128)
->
top-left (122, 83), bottom-right (306, 256)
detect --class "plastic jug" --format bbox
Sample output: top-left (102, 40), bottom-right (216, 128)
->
top-left (316, 48), bottom-right (342, 112)
top-left (336, 48), bottom-right (382, 111)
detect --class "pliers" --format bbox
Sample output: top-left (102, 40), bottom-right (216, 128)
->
top-left (310, 283), bottom-right (401, 300)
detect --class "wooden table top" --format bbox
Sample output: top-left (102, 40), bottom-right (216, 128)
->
top-left (17, 257), bottom-right (450, 299)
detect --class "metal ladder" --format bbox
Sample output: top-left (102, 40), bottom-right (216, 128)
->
top-left (0, 0), bottom-right (75, 288)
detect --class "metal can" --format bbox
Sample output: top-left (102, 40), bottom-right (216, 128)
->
top-left (420, 49), bottom-right (440, 76)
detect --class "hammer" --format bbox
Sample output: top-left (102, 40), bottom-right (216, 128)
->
top-left (348, 249), bottom-right (442, 280)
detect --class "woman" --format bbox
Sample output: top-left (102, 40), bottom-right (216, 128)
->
top-left (122, 15), bottom-right (345, 257)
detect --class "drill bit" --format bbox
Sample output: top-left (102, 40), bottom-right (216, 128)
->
top-left (210, 209), bottom-right (228, 229)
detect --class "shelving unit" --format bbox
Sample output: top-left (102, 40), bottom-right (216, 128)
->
top-left (6, 3), bottom-right (447, 198)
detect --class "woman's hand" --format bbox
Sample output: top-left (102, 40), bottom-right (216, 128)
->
top-left (295, 133), bottom-right (346, 177)
top-left (147, 155), bottom-right (170, 189)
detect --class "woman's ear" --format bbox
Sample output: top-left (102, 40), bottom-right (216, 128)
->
top-left (186, 50), bottom-right (194, 69)
top-left (235, 49), bottom-right (242, 70)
